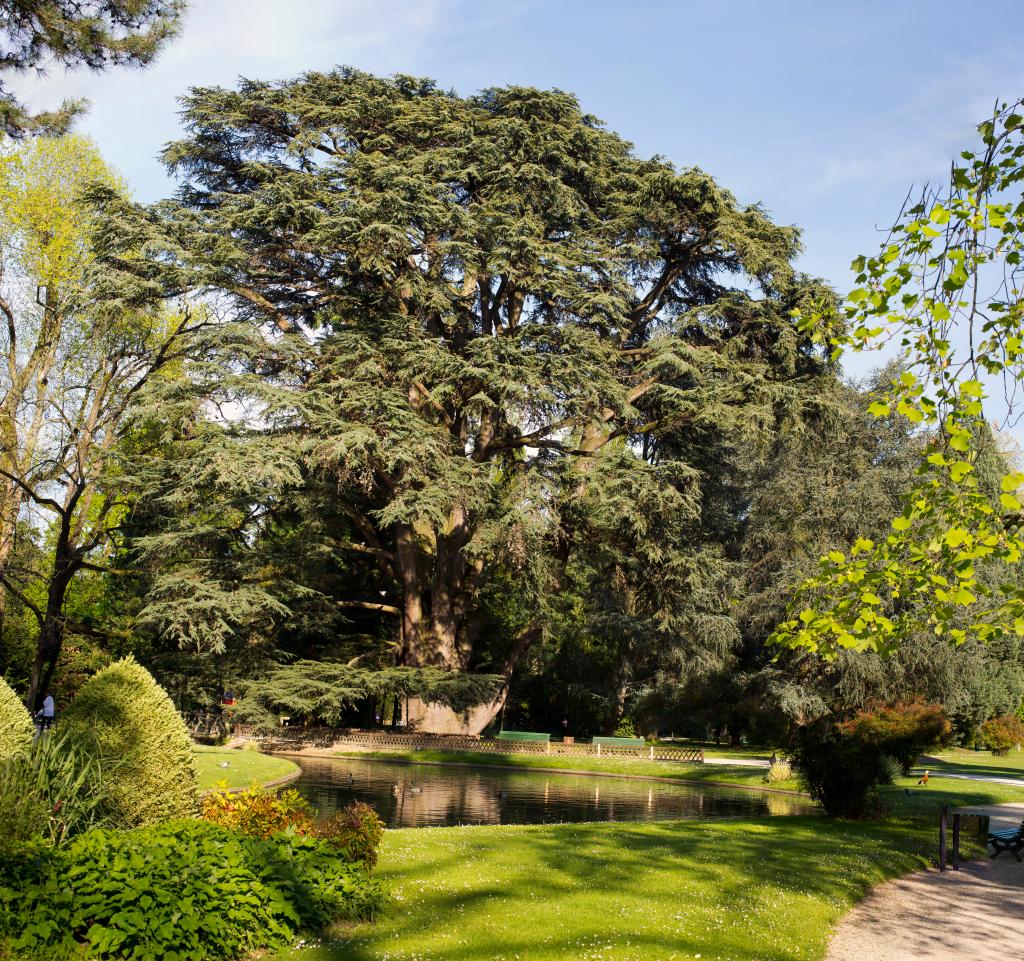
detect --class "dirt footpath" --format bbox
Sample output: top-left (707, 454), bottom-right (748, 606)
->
top-left (826, 858), bottom-right (1024, 961)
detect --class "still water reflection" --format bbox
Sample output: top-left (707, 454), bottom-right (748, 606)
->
top-left (289, 756), bottom-right (816, 828)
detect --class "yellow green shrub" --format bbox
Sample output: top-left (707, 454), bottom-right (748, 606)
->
top-left (63, 657), bottom-right (198, 827)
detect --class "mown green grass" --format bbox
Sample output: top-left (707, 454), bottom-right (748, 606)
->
top-left (193, 746), bottom-right (298, 791)
top-left (262, 766), bottom-right (1024, 961)
top-left (270, 816), bottom-right (935, 961)
top-left (332, 749), bottom-right (802, 792)
top-left (924, 746), bottom-right (1024, 780)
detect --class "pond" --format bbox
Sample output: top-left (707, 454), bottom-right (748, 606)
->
top-left (288, 756), bottom-right (816, 828)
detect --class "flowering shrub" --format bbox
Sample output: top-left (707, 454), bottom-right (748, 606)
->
top-left (201, 785), bottom-right (314, 839)
top-left (838, 701), bottom-right (950, 773)
top-left (317, 801), bottom-right (385, 868)
top-left (981, 715), bottom-right (1024, 756)
top-left (202, 787), bottom-right (384, 868)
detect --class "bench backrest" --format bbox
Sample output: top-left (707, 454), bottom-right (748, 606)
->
top-left (495, 730), bottom-right (551, 742)
top-left (592, 736), bottom-right (645, 746)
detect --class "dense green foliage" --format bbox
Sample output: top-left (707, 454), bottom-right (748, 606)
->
top-left (0, 673), bottom-right (31, 763)
top-left (1, 72), bottom-right (1022, 748)
top-left (62, 658), bottom-right (198, 826)
top-left (0, 820), bottom-right (385, 961)
top-left (787, 717), bottom-right (887, 818)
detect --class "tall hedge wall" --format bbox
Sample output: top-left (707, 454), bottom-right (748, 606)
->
top-left (0, 675), bottom-right (33, 764)
top-left (63, 657), bottom-right (198, 827)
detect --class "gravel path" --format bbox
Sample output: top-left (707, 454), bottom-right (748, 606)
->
top-left (825, 858), bottom-right (1024, 961)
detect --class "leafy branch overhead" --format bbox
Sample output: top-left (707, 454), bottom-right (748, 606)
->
top-left (772, 100), bottom-right (1024, 658)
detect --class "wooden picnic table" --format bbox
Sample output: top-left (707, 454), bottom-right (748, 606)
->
top-left (938, 802), bottom-right (1024, 871)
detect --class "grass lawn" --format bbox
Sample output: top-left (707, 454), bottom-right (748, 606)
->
top-left (924, 746), bottom-right (1024, 781)
top-left (333, 749), bottom-right (802, 792)
top-left (264, 769), bottom-right (1024, 961)
top-left (271, 817), bottom-right (933, 961)
top-left (193, 745), bottom-right (299, 791)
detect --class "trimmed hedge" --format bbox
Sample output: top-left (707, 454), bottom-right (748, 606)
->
top-left (0, 675), bottom-right (32, 765)
top-left (62, 657), bottom-right (198, 827)
top-left (1, 820), bottom-right (385, 960)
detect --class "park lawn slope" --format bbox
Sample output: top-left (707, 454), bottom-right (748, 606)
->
top-left (332, 748), bottom-right (801, 792)
top-left (193, 746), bottom-right (299, 791)
top-left (271, 816), bottom-right (932, 961)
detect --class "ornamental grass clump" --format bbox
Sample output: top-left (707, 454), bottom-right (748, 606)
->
top-left (0, 675), bottom-right (33, 764)
top-left (62, 657), bottom-right (198, 827)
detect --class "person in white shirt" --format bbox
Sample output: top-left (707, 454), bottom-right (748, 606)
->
top-left (36, 692), bottom-right (55, 731)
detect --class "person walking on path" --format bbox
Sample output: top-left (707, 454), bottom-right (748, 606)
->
top-left (35, 691), bottom-right (55, 732)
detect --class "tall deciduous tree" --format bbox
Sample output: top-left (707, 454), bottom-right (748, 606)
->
top-left (0, 0), bottom-right (184, 136)
top-left (0, 134), bottom-right (203, 709)
top-left (99, 70), bottom-right (831, 732)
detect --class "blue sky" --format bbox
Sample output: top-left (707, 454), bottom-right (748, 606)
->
top-left (13, 0), bottom-right (1024, 322)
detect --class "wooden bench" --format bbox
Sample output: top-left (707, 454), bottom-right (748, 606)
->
top-left (988, 821), bottom-right (1024, 861)
top-left (591, 736), bottom-right (645, 747)
top-left (495, 730), bottom-right (550, 742)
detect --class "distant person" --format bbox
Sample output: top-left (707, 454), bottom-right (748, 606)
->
top-left (562, 717), bottom-right (569, 735)
top-left (36, 691), bottom-right (55, 731)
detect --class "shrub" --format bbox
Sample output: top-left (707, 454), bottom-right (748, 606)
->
top-left (787, 717), bottom-right (886, 818)
top-left (0, 675), bottom-right (32, 764)
top-left (2, 820), bottom-right (386, 961)
top-left (613, 716), bottom-right (637, 738)
top-left (203, 787), bottom-right (385, 869)
top-left (838, 701), bottom-right (950, 774)
top-left (318, 801), bottom-right (385, 869)
top-left (202, 785), bottom-right (314, 839)
top-left (981, 715), bottom-right (1024, 756)
top-left (0, 729), bottom-right (116, 851)
top-left (62, 657), bottom-right (198, 827)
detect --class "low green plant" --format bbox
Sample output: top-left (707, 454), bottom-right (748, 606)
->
top-left (0, 675), bottom-right (32, 764)
top-left (613, 716), bottom-right (637, 738)
top-left (2, 820), bottom-right (385, 961)
top-left (62, 657), bottom-right (198, 827)
top-left (981, 715), bottom-right (1024, 756)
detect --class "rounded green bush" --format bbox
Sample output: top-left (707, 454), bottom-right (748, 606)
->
top-left (0, 675), bottom-right (33, 764)
top-left (62, 657), bottom-right (198, 827)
